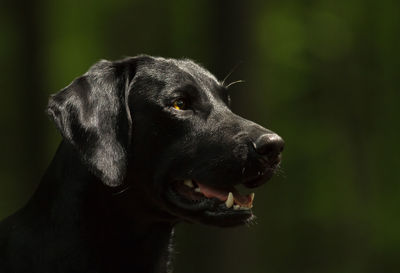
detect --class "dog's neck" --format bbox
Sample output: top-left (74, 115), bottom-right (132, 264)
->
top-left (27, 141), bottom-right (175, 273)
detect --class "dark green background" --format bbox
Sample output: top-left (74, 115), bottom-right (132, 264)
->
top-left (1, 0), bottom-right (399, 272)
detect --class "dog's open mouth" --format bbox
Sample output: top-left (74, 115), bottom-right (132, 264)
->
top-left (165, 178), bottom-right (262, 226)
top-left (173, 179), bottom-right (255, 210)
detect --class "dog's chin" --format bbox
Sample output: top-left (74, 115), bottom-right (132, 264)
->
top-left (163, 173), bottom-right (274, 227)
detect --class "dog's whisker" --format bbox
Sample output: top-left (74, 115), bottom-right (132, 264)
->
top-left (221, 62), bottom-right (243, 86)
top-left (274, 165), bottom-right (286, 179)
top-left (112, 186), bottom-right (131, 196)
top-left (245, 215), bottom-right (258, 227)
top-left (225, 80), bottom-right (245, 89)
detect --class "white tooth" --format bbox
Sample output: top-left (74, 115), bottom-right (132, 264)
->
top-left (233, 205), bottom-right (240, 210)
top-left (183, 179), bottom-right (194, 188)
top-left (225, 192), bottom-right (234, 208)
top-left (250, 193), bottom-right (255, 202)
top-left (194, 187), bottom-right (201, 193)
top-left (240, 206), bottom-right (251, 210)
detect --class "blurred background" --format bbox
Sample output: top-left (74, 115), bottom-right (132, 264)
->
top-left (1, 0), bottom-right (399, 272)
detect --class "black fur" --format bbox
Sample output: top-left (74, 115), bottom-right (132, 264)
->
top-left (0, 55), bottom-right (284, 273)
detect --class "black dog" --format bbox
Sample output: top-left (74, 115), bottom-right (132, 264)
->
top-left (0, 55), bottom-right (284, 273)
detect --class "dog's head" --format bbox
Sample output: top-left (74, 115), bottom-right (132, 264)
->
top-left (47, 55), bottom-right (284, 227)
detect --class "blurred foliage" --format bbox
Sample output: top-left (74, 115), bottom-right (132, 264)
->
top-left (1, 0), bottom-right (399, 272)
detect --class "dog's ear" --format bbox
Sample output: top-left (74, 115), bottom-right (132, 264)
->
top-left (47, 58), bottom-right (138, 187)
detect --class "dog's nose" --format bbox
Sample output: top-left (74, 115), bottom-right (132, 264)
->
top-left (252, 133), bottom-right (284, 163)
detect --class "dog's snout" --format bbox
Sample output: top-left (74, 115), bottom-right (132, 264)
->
top-left (252, 134), bottom-right (284, 162)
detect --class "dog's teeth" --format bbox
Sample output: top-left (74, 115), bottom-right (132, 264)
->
top-left (233, 204), bottom-right (250, 210)
top-left (183, 179), bottom-right (194, 188)
top-left (194, 187), bottom-right (201, 193)
top-left (250, 193), bottom-right (255, 202)
top-left (225, 192), bottom-right (234, 208)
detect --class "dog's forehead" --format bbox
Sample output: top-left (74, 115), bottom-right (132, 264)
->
top-left (138, 57), bottom-right (220, 90)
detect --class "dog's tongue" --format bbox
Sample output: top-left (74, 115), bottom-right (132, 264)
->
top-left (196, 182), bottom-right (251, 206)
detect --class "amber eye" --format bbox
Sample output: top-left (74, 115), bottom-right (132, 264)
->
top-left (173, 99), bottom-right (188, 110)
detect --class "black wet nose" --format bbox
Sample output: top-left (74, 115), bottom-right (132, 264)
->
top-left (253, 134), bottom-right (284, 162)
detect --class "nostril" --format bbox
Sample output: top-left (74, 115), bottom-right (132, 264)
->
top-left (252, 134), bottom-right (284, 159)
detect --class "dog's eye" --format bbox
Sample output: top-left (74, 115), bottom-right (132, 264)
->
top-left (173, 99), bottom-right (188, 110)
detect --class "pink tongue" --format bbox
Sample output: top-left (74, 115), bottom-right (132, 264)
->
top-left (197, 183), bottom-right (232, 201)
top-left (196, 182), bottom-right (250, 205)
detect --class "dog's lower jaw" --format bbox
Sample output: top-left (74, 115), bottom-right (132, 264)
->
top-left (1, 141), bottom-right (175, 273)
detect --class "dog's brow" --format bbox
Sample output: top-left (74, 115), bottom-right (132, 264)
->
top-left (169, 84), bottom-right (199, 96)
